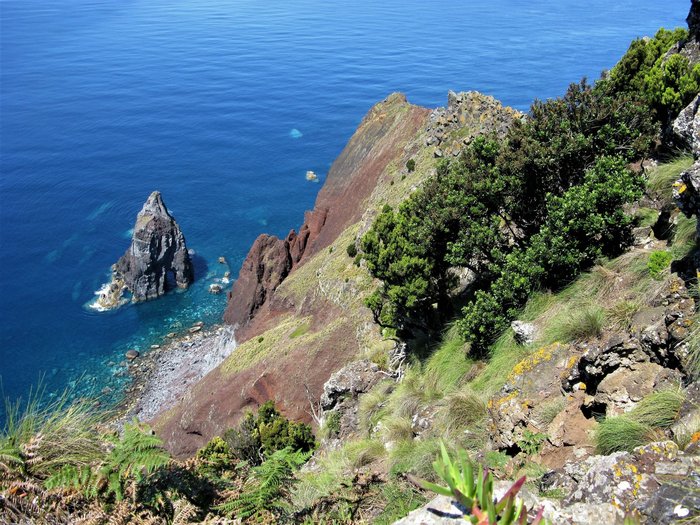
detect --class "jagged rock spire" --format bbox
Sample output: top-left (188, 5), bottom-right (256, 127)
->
top-left (114, 191), bottom-right (194, 302)
top-left (95, 191), bottom-right (194, 309)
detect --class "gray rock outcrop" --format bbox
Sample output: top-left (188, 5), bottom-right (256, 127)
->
top-left (672, 99), bottom-right (700, 227)
top-left (96, 192), bottom-right (193, 309)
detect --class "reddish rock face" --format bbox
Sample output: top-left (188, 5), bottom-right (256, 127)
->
top-left (223, 93), bottom-right (430, 337)
top-left (223, 233), bottom-right (292, 329)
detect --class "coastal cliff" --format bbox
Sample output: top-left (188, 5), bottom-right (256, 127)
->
top-left (223, 93), bottom-right (431, 335)
top-left (153, 91), bottom-right (520, 456)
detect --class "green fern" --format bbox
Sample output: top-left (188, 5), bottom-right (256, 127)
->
top-left (216, 447), bottom-right (310, 520)
top-left (44, 463), bottom-right (98, 497)
top-left (96, 420), bottom-right (170, 502)
top-left (0, 442), bottom-right (24, 479)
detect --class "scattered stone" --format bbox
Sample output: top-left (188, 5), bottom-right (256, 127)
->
top-left (306, 170), bottom-right (318, 181)
top-left (126, 349), bottom-right (140, 360)
top-left (189, 326), bottom-right (202, 333)
top-left (224, 271), bottom-right (231, 278)
top-left (218, 256), bottom-right (227, 264)
top-left (150, 344), bottom-right (160, 349)
top-left (511, 320), bottom-right (537, 345)
top-left (193, 321), bottom-right (205, 327)
top-left (209, 283), bottom-right (223, 294)
top-left (166, 332), bottom-right (176, 338)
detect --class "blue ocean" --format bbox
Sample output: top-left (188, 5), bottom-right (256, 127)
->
top-left (0, 0), bottom-right (688, 406)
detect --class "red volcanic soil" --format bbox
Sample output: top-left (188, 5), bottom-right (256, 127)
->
top-left (154, 94), bottom-right (430, 456)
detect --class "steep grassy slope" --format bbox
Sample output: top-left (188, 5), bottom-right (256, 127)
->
top-left (288, 156), bottom-right (699, 522)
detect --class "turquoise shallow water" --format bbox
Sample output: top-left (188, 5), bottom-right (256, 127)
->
top-left (0, 0), bottom-right (689, 407)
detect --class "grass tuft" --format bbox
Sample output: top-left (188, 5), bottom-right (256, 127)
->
top-left (434, 389), bottom-right (486, 437)
top-left (629, 389), bottom-right (685, 429)
top-left (546, 305), bottom-right (605, 343)
top-left (595, 417), bottom-right (654, 455)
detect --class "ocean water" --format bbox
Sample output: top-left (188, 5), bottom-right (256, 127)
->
top-left (0, 0), bottom-right (689, 407)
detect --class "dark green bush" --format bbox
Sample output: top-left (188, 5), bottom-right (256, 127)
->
top-left (406, 158), bottom-right (416, 172)
top-left (223, 401), bottom-right (316, 466)
top-left (346, 243), bottom-right (358, 258)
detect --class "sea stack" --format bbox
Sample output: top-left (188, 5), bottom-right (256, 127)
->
top-left (96, 191), bottom-right (194, 309)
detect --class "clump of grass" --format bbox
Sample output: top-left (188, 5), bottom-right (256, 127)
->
top-left (607, 299), bottom-right (643, 331)
top-left (629, 390), bottom-right (685, 428)
top-left (357, 380), bottom-right (393, 435)
top-left (469, 331), bottom-right (528, 395)
top-left (646, 155), bottom-right (694, 206)
top-left (670, 215), bottom-right (698, 259)
top-left (686, 312), bottom-right (700, 381)
top-left (434, 389), bottom-right (486, 437)
top-left (381, 415), bottom-right (414, 443)
top-left (389, 437), bottom-right (444, 480)
top-left (387, 370), bottom-right (428, 419)
top-left (422, 326), bottom-right (473, 393)
top-left (595, 389), bottom-right (685, 454)
top-left (344, 438), bottom-right (386, 469)
top-left (1, 385), bottom-right (106, 479)
top-left (595, 417), bottom-right (654, 455)
top-left (547, 305), bottom-right (605, 342)
top-left (290, 323), bottom-right (310, 339)
top-left (634, 207), bottom-right (659, 228)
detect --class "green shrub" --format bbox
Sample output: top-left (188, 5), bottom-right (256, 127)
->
top-left (223, 401), bottom-right (316, 466)
top-left (320, 411), bottom-right (341, 439)
top-left (406, 159), bottom-right (416, 172)
top-left (195, 436), bottom-right (235, 477)
top-left (647, 250), bottom-right (673, 279)
top-left (517, 430), bottom-right (547, 456)
top-left (346, 242), bottom-right (358, 258)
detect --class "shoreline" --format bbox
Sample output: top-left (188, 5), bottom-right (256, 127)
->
top-left (115, 322), bottom-right (236, 423)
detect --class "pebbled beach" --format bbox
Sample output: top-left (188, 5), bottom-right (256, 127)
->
top-left (120, 325), bottom-right (236, 423)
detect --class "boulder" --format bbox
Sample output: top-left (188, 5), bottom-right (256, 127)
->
top-left (558, 441), bottom-right (700, 523)
top-left (689, 0), bottom-right (700, 41)
top-left (108, 192), bottom-right (193, 304)
top-left (593, 361), bottom-right (682, 416)
top-left (511, 320), bottom-right (537, 345)
top-left (320, 360), bottom-right (386, 439)
top-left (125, 349), bottom-right (140, 360)
top-left (672, 95), bottom-right (700, 158)
top-left (488, 343), bottom-right (578, 449)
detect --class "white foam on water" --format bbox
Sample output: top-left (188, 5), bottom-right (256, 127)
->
top-left (86, 282), bottom-right (127, 312)
top-left (123, 228), bottom-right (134, 239)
